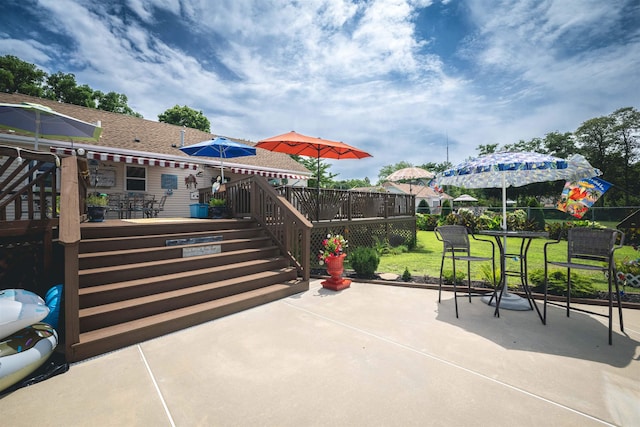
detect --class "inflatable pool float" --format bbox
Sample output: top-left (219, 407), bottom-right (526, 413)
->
top-left (0, 323), bottom-right (58, 392)
top-left (0, 289), bottom-right (50, 340)
top-left (42, 284), bottom-right (63, 329)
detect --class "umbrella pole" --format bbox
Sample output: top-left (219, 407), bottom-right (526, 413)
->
top-left (484, 174), bottom-right (531, 311)
top-left (316, 154), bottom-right (320, 222)
top-left (35, 110), bottom-right (40, 151)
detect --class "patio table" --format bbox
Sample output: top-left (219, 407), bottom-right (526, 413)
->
top-left (478, 230), bottom-right (548, 322)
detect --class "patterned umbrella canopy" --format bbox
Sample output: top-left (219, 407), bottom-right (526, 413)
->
top-left (437, 151), bottom-right (601, 311)
top-left (0, 102), bottom-right (102, 149)
top-left (436, 152), bottom-right (601, 229)
top-left (437, 152), bottom-right (600, 190)
top-left (386, 167), bottom-right (434, 181)
top-left (386, 167), bottom-right (434, 194)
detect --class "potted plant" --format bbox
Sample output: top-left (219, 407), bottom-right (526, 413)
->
top-left (318, 233), bottom-right (351, 291)
top-left (86, 193), bottom-right (108, 222)
top-left (208, 197), bottom-right (227, 219)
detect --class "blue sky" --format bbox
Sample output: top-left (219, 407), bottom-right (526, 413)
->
top-left (1, 0), bottom-right (639, 181)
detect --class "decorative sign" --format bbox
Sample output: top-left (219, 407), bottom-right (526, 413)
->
top-left (93, 168), bottom-right (116, 188)
top-left (165, 236), bottom-right (222, 246)
top-left (557, 177), bottom-right (612, 219)
top-left (182, 245), bottom-right (221, 257)
top-left (161, 174), bottom-right (178, 190)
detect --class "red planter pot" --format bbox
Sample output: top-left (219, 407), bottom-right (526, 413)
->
top-left (321, 253), bottom-right (351, 291)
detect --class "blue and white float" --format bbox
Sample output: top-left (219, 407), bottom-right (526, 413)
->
top-left (0, 289), bottom-right (50, 340)
top-left (0, 323), bottom-right (58, 392)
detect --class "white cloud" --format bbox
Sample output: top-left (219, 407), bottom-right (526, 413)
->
top-left (2, 0), bottom-right (637, 181)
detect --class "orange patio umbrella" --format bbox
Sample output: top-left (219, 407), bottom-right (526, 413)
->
top-left (256, 130), bottom-right (372, 220)
top-left (256, 130), bottom-right (372, 180)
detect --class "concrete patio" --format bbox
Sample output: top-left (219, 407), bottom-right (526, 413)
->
top-left (1, 280), bottom-right (639, 426)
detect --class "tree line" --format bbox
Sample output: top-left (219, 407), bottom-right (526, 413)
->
top-left (378, 107), bottom-right (640, 207)
top-left (0, 55), bottom-right (211, 132)
top-left (2, 55), bottom-right (638, 205)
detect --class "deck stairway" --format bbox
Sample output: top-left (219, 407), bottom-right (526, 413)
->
top-left (70, 218), bottom-right (308, 361)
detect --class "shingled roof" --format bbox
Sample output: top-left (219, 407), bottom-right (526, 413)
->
top-left (0, 92), bottom-right (310, 177)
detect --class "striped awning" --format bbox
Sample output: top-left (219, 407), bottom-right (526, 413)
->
top-left (229, 167), bottom-right (307, 180)
top-left (51, 147), bottom-right (198, 170)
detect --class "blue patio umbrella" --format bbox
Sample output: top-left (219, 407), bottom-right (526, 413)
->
top-left (179, 137), bottom-right (256, 182)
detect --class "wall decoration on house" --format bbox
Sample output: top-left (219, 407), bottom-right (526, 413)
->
top-left (161, 174), bottom-right (178, 190)
top-left (185, 174), bottom-right (198, 189)
top-left (92, 168), bottom-right (116, 188)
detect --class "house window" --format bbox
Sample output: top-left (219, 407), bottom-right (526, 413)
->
top-left (125, 166), bottom-right (146, 191)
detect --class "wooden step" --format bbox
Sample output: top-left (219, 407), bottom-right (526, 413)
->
top-left (78, 258), bottom-right (290, 307)
top-left (79, 246), bottom-right (281, 286)
top-left (79, 268), bottom-right (298, 332)
top-left (80, 218), bottom-right (256, 239)
top-left (79, 227), bottom-right (264, 253)
top-left (78, 236), bottom-right (272, 269)
top-left (70, 280), bottom-right (309, 362)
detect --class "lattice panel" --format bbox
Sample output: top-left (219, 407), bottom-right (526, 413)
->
top-left (311, 219), bottom-right (416, 267)
top-left (0, 239), bottom-right (44, 292)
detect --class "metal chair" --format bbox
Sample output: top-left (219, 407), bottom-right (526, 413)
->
top-left (543, 227), bottom-right (625, 345)
top-left (434, 225), bottom-right (497, 318)
top-left (152, 195), bottom-right (167, 217)
top-left (106, 193), bottom-right (125, 219)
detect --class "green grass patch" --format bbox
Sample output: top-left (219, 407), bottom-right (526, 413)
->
top-left (376, 230), bottom-right (639, 295)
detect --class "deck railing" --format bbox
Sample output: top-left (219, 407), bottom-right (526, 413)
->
top-left (276, 186), bottom-right (415, 222)
top-left (0, 145), bottom-right (61, 221)
top-left (225, 177), bottom-right (313, 281)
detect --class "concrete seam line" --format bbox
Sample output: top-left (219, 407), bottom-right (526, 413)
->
top-left (138, 345), bottom-right (176, 427)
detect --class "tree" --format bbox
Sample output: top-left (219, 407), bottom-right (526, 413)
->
top-left (292, 156), bottom-right (336, 188)
top-left (96, 91), bottom-right (143, 117)
top-left (0, 55), bottom-right (47, 97)
top-left (476, 143), bottom-right (499, 156)
top-left (503, 137), bottom-right (546, 153)
top-left (44, 72), bottom-right (96, 107)
top-left (417, 161), bottom-right (451, 173)
top-left (611, 107), bottom-right (640, 205)
top-left (378, 161), bottom-right (413, 183)
top-left (575, 116), bottom-right (616, 171)
top-left (542, 131), bottom-right (576, 158)
top-left (158, 105), bottom-right (211, 132)
top-left (331, 177), bottom-right (371, 189)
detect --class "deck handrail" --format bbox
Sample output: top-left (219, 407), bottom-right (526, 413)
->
top-left (276, 186), bottom-right (415, 221)
top-left (0, 145), bottom-right (61, 221)
top-left (226, 176), bottom-right (312, 281)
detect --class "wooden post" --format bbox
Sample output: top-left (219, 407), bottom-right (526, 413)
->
top-left (59, 156), bottom-right (81, 360)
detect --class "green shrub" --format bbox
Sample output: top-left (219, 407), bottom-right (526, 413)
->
top-left (442, 269), bottom-right (466, 285)
top-left (373, 237), bottom-right (392, 255)
top-left (545, 220), bottom-right (604, 241)
top-left (529, 269), bottom-right (598, 298)
top-left (441, 199), bottom-right (452, 217)
top-left (349, 246), bottom-right (380, 278)
top-left (476, 213), bottom-right (502, 231)
top-left (402, 267), bottom-right (412, 282)
top-left (479, 263), bottom-right (498, 287)
top-left (506, 209), bottom-right (528, 230)
top-left (416, 213), bottom-right (440, 231)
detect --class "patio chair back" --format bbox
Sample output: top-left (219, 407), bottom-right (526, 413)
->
top-left (543, 227), bottom-right (625, 344)
top-left (434, 225), bottom-right (496, 318)
top-left (567, 227), bottom-right (623, 264)
top-left (153, 195), bottom-right (167, 217)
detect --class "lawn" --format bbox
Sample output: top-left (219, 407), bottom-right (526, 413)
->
top-left (375, 230), bottom-right (639, 294)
